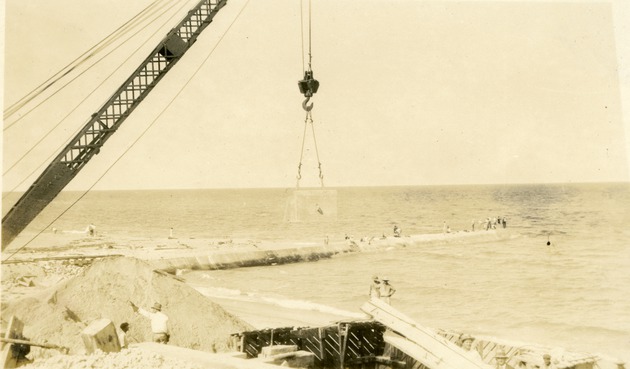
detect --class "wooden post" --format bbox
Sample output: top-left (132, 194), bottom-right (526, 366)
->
top-left (318, 327), bottom-right (325, 362)
top-left (0, 316), bottom-right (24, 369)
top-left (339, 323), bottom-right (351, 369)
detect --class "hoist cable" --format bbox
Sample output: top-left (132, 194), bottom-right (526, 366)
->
top-left (299, 0), bottom-right (313, 73)
top-left (2, 0), bottom-right (198, 196)
top-left (2, 0), bottom-right (252, 261)
top-left (295, 0), bottom-right (324, 188)
top-left (2, 0), bottom-right (190, 180)
top-left (3, 0), bottom-right (169, 122)
top-left (308, 0), bottom-right (312, 71)
top-left (300, 0), bottom-right (305, 74)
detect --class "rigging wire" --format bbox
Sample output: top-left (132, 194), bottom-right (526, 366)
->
top-left (3, 0), bottom-right (169, 123)
top-left (2, 0), bottom-right (253, 261)
top-left (3, 1), bottom-right (196, 131)
top-left (3, 0), bottom-right (172, 119)
top-left (2, 0), bottom-right (191, 181)
top-left (295, 111), bottom-right (324, 188)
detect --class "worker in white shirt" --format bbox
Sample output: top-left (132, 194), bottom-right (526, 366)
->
top-left (130, 301), bottom-right (170, 343)
top-left (380, 277), bottom-right (396, 304)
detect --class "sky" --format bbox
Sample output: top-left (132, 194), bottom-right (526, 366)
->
top-left (2, 0), bottom-right (630, 192)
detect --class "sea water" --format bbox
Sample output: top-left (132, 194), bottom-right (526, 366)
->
top-left (5, 183), bottom-right (630, 360)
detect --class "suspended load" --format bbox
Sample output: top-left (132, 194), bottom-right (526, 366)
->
top-left (284, 189), bottom-right (337, 222)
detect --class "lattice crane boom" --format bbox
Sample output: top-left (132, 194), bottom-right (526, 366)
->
top-left (2, 0), bottom-right (228, 249)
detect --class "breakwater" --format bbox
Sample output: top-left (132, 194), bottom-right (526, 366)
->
top-left (144, 229), bottom-right (511, 273)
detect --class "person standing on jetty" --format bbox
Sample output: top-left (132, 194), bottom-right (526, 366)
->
top-left (541, 354), bottom-right (558, 369)
top-left (369, 275), bottom-right (381, 299)
top-left (380, 277), bottom-right (396, 304)
top-left (130, 302), bottom-right (170, 344)
top-left (393, 225), bottom-right (401, 237)
top-left (86, 223), bottom-right (96, 236)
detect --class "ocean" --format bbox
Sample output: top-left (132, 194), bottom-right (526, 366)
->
top-left (5, 183), bottom-right (630, 361)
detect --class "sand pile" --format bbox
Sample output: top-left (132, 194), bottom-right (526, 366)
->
top-left (1, 257), bottom-right (253, 358)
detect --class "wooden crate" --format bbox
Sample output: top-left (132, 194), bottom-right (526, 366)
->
top-left (81, 319), bottom-right (120, 354)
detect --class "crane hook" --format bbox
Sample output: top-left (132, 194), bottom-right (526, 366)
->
top-left (302, 96), bottom-right (314, 112)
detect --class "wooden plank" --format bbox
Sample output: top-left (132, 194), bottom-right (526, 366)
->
top-left (0, 345), bottom-right (12, 369)
top-left (0, 338), bottom-right (67, 353)
top-left (384, 332), bottom-right (492, 369)
top-left (361, 298), bottom-right (490, 369)
top-left (1, 316), bottom-right (24, 369)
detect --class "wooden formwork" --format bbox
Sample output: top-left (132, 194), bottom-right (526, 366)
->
top-left (233, 299), bottom-right (602, 369)
top-left (233, 321), bottom-right (386, 369)
top-left (381, 344), bottom-right (430, 369)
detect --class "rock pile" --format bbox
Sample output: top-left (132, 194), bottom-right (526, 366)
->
top-left (17, 347), bottom-right (207, 369)
top-left (1, 259), bottom-right (88, 300)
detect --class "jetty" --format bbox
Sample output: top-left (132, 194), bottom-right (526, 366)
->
top-left (2, 229), bottom-right (512, 272)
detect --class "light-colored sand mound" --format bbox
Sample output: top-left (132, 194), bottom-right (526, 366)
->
top-left (1, 257), bottom-right (253, 357)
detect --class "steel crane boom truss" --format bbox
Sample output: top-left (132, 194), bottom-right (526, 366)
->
top-left (2, 0), bottom-right (228, 248)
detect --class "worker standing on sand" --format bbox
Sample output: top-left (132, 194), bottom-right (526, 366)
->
top-left (118, 322), bottom-right (129, 349)
top-left (380, 277), bottom-right (396, 304)
top-left (130, 302), bottom-right (170, 344)
top-left (369, 275), bottom-right (381, 299)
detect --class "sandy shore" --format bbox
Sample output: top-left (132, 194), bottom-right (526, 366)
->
top-left (1, 230), bottom-right (622, 369)
top-left (203, 295), bottom-right (364, 329)
top-left (1, 229), bottom-right (515, 368)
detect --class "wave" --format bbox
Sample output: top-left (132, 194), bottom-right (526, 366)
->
top-left (191, 285), bottom-right (365, 320)
top-left (510, 319), bottom-right (629, 339)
